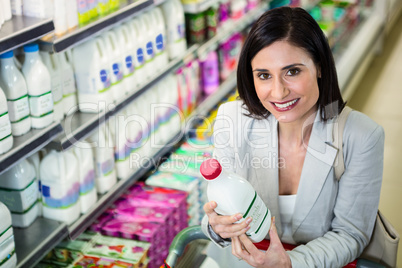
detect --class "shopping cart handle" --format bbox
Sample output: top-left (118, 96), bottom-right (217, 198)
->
top-left (165, 225), bottom-right (209, 267)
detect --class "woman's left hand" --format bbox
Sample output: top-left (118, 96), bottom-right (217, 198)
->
top-left (231, 217), bottom-right (292, 268)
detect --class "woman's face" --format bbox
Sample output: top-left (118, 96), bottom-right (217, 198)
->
top-left (251, 40), bottom-right (320, 125)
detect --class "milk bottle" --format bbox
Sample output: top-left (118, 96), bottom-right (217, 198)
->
top-left (22, 43), bottom-right (54, 129)
top-left (72, 37), bottom-right (113, 113)
top-left (150, 7), bottom-right (168, 71)
top-left (57, 50), bottom-right (78, 116)
top-left (160, 0), bottom-right (187, 59)
top-left (0, 88), bottom-right (13, 154)
top-left (136, 14), bottom-right (155, 80)
top-left (0, 50), bottom-right (31, 136)
top-left (127, 19), bottom-right (146, 87)
top-left (40, 150), bottom-right (81, 224)
top-left (114, 24), bottom-right (136, 95)
top-left (0, 202), bottom-right (16, 268)
top-left (101, 30), bottom-right (126, 102)
top-left (200, 158), bottom-right (271, 243)
top-left (72, 145), bottom-right (97, 213)
top-left (40, 52), bottom-right (64, 121)
top-left (0, 158), bottom-right (39, 227)
top-left (89, 124), bottom-right (117, 194)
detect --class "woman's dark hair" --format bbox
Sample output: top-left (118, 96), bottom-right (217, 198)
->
top-left (237, 6), bottom-right (345, 121)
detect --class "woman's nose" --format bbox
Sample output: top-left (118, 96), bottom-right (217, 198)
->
top-left (270, 77), bottom-right (289, 100)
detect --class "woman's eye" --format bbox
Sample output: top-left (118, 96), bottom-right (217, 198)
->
top-left (286, 68), bottom-right (300, 76)
top-left (257, 73), bottom-right (270, 80)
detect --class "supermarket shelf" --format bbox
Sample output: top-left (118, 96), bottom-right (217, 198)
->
top-left (43, 0), bottom-right (153, 52)
top-left (197, 3), bottom-right (266, 57)
top-left (183, 0), bottom-right (217, 14)
top-left (0, 16), bottom-right (54, 54)
top-left (336, 12), bottom-right (384, 99)
top-left (68, 131), bottom-right (183, 239)
top-left (0, 122), bottom-right (63, 175)
top-left (14, 218), bottom-right (69, 268)
top-left (48, 45), bottom-right (198, 151)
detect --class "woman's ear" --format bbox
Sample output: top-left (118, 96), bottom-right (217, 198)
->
top-left (317, 65), bottom-right (321, 78)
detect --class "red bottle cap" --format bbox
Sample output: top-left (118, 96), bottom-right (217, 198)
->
top-left (200, 159), bottom-right (222, 180)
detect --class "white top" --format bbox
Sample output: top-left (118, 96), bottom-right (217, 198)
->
top-left (278, 194), bottom-right (297, 245)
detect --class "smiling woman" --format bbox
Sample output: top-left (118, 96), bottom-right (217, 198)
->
top-left (201, 6), bottom-right (385, 268)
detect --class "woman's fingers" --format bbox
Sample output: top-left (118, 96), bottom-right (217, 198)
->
top-left (231, 237), bottom-right (243, 259)
top-left (268, 217), bottom-right (285, 251)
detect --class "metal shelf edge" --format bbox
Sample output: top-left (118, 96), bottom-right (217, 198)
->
top-left (0, 17), bottom-right (54, 54)
top-left (0, 122), bottom-right (63, 175)
top-left (51, 0), bottom-right (153, 52)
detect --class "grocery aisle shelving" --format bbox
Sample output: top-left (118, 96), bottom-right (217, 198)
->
top-left (0, 16), bottom-right (54, 54)
top-left (10, 3), bottom-right (266, 266)
top-left (2, 0), bottom-right (391, 267)
top-left (41, 0), bottom-right (153, 52)
top-left (14, 218), bottom-right (69, 268)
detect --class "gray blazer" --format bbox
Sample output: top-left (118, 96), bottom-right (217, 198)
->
top-left (202, 100), bottom-right (384, 268)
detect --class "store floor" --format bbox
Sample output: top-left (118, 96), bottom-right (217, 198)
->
top-left (348, 12), bottom-right (402, 268)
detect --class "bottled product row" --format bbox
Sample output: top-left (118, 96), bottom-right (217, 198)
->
top-left (0, 0), bottom-right (388, 267)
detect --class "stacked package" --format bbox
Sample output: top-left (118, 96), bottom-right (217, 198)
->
top-left (37, 231), bottom-right (150, 268)
top-left (90, 182), bottom-right (188, 268)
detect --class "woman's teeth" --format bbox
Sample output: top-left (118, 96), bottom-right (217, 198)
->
top-left (273, 99), bottom-right (298, 108)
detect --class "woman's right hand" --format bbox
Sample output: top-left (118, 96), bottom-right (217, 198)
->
top-left (203, 201), bottom-right (252, 239)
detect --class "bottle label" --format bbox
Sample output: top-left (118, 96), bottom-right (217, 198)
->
top-left (125, 55), bottom-right (134, 73)
top-left (146, 42), bottom-right (154, 58)
top-left (0, 111), bottom-right (12, 141)
top-left (137, 48), bottom-right (145, 65)
top-left (62, 70), bottom-right (76, 96)
top-left (112, 63), bottom-right (123, 82)
top-left (0, 179), bottom-right (38, 212)
top-left (97, 158), bottom-right (115, 177)
top-left (28, 91), bottom-right (54, 118)
top-left (99, 69), bottom-right (111, 91)
top-left (77, 0), bottom-right (87, 13)
top-left (51, 80), bottom-right (63, 103)
top-left (155, 34), bottom-right (164, 52)
top-left (243, 192), bottom-right (269, 237)
top-left (80, 169), bottom-right (95, 195)
top-left (41, 182), bottom-right (80, 209)
top-left (7, 95), bottom-right (30, 123)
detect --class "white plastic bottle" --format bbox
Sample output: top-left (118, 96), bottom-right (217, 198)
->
top-left (40, 150), bottom-right (81, 225)
top-left (129, 18), bottom-right (147, 86)
top-left (3, 0), bottom-right (12, 20)
top-left (72, 145), bottom-right (97, 213)
top-left (72, 37), bottom-right (113, 113)
top-left (0, 158), bottom-right (39, 227)
top-left (65, 0), bottom-right (78, 30)
top-left (114, 24), bottom-right (136, 95)
top-left (22, 0), bottom-right (53, 18)
top-left (150, 7), bottom-right (168, 71)
top-left (0, 88), bottom-right (13, 154)
top-left (160, 0), bottom-right (187, 60)
top-left (22, 43), bottom-right (54, 129)
top-left (53, 0), bottom-right (67, 36)
top-left (0, 3), bottom-right (4, 29)
top-left (0, 50), bottom-right (31, 136)
top-left (11, 0), bottom-right (23, 15)
top-left (89, 124), bottom-right (117, 194)
top-left (0, 202), bottom-right (17, 268)
top-left (27, 151), bottom-right (42, 216)
top-left (101, 30), bottom-right (126, 102)
top-left (138, 12), bottom-right (155, 79)
top-left (58, 50), bottom-right (78, 116)
top-left (200, 158), bottom-right (271, 243)
top-left (40, 51), bottom-right (64, 121)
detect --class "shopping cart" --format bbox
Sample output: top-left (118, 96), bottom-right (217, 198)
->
top-left (164, 225), bottom-right (386, 268)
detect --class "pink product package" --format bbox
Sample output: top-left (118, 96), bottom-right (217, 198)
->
top-left (90, 211), bottom-right (114, 232)
top-left (101, 219), bottom-right (166, 260)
